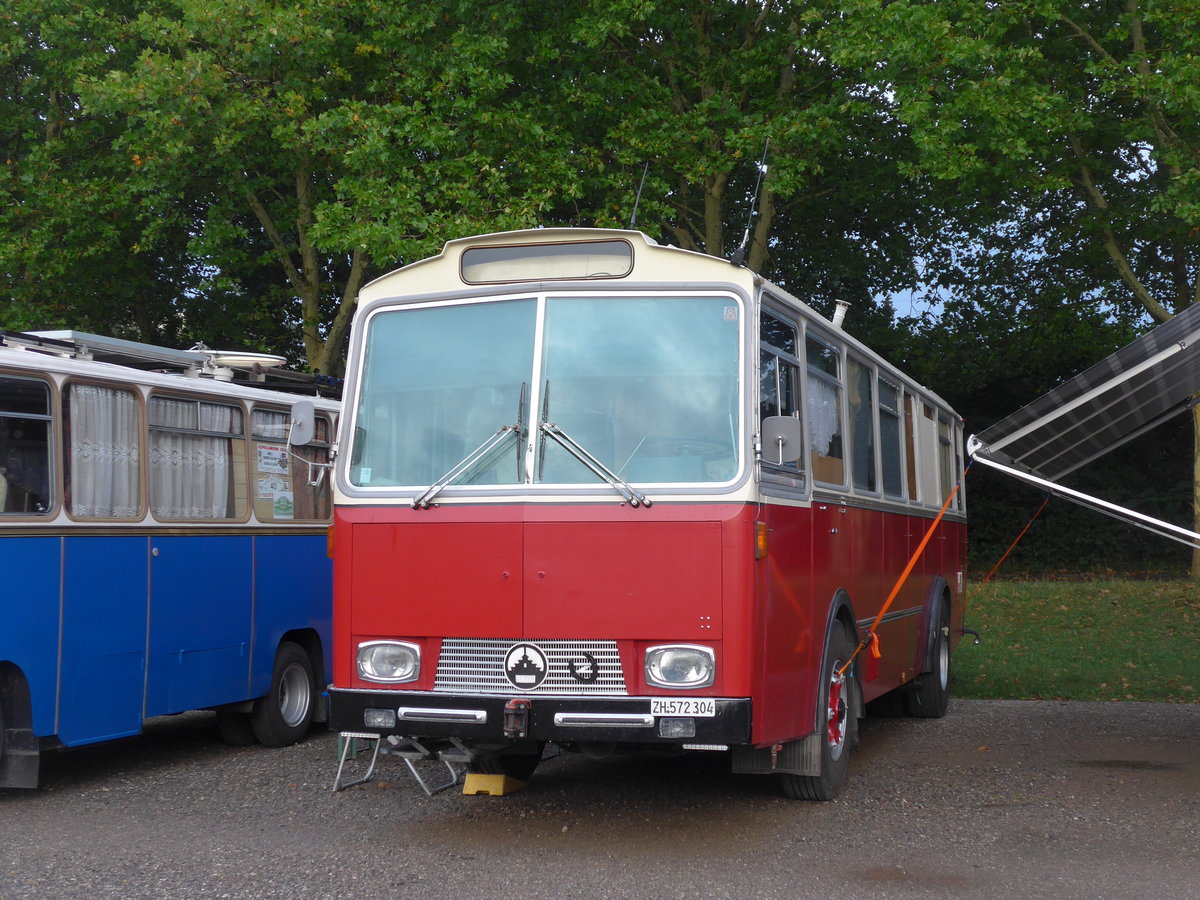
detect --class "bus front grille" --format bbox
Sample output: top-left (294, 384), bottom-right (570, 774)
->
top-left (434, 638), bottom-right (628, 696)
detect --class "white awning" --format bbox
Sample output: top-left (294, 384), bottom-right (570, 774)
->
top-left (967, 302), bottom-right (1200, 550)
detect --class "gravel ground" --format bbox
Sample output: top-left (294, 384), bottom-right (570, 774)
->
top-left (3, 699), bottom-right (1198, 899)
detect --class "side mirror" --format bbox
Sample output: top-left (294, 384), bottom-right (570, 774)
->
top-left (761, 415), bottom-right (804, 464)
top-left (288, 399), bottom-right (316, 446)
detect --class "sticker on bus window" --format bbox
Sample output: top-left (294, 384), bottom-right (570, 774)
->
top-left (257, 444), bottom-right (289, 474)
top-left (272, 491), bottom-right (295, 520)
top-left (724, 306), bottom-right (738, 321)
top-left (258, 474), bottom-right (289, 499)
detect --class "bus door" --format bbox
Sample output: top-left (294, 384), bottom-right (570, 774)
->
top-left (146, 535), bottom-right (253, 715)
top-left (58, 535), bottom-right (148, 744)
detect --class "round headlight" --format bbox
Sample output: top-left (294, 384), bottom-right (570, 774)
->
top-left (645, 645), bottom-right (715, 689)
top-left (357, 640), bottom-right (420, 683)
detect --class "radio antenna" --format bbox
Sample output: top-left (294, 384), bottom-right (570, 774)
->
top-left (730, 138), bottom-right (770, 267)
top-left (629, 162), bottom-right (650, 229)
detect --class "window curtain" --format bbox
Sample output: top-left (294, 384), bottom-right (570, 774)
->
top-left (149, 398), bottom-right (232, 519)
top-left (69, 385), bottom-right (140, 517)
top-left (806, 373), bottom-right (841, 458)
top-left (251, 409), bottom-right (289, 440)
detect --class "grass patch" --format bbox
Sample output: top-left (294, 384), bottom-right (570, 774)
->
top-left (953, 580), bottom-right (1200, 702)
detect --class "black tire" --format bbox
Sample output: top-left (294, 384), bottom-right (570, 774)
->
top-left (905, 600), bottom-right (951, 719)
top-left (866, 688), bottom-right (907, 718)
top-left (779, 621), bottom-right (857, 801)
top-left (215, 710), bottom-right (258, 746)
top-left (251, 641), bottom-right (315, 747)
top-left (468, 743), bottom-right (545, 782)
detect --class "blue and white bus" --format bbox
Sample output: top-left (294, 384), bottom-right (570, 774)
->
top-left (0, 330), bottom-right (339, 788)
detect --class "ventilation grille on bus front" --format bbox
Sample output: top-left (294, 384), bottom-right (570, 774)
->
top-left (434, 638), bottom-right (628, 696)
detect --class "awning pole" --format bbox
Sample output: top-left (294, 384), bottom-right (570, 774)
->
top-left (969, 451), bottom-right (1200, 551)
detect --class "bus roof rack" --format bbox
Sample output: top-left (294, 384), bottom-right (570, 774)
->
top-left (1, 329), bottom-right (342, 398)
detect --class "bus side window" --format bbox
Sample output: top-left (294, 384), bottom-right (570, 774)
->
top-left (64, 382), bottom-right (142, 518)
top-left (759, 309), bottom-right (802, 473)
top-left (806, 334), bottom-right (844, 485)
top-left (847, 357), bottom-right (876, 493)
top-left (0, 375), bottom-right (53, 515)
top-left (251, 406), bottom-right (333, 522)
top-left (938, 415), bottom-right (954, 504)
top-left (903, 392), bottom-right (919, 502)
top-left (878, 378), bottom-right (904, 498)
top-left (149, 395), bottom-right (247, 520)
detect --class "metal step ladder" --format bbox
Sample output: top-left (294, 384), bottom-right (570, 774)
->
top-left (332, 732), bottom-right (467, 795)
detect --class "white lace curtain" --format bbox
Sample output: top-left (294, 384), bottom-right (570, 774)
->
top-left (68, 384), bottom-right (140, 517)
top-left (806, 373), bottom-right (842, 459)
top-left (149, 397), bottom-right (236, 519)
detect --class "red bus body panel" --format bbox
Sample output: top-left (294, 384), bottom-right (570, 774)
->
top-left (333, 499), bottom-right (966, 748)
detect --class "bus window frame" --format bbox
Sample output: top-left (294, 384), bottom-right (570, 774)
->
top-left (61, 377), bottom-right (147, 522)
top-left (250, 403), bottom-right (335, 523)
top-left (846, 354), bottom-right (881, 498)
top-left (341, 287), bottom-right (751, 500)
top-left (147, 391), bottom-right (251, 524)
top-left (757, 301), bottom-right (808, 495)
top-left (803, 327), bottom-right (848, 490)
top-left (0, 371), bottom-right (57, 519)
top-left (877, 374), bottom-right (907, 501)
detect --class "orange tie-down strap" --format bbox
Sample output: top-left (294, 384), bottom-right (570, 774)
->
top-left (979, 494), bottom-right (1051, 586)
top-left (838, 461), bottom-right (971, 677)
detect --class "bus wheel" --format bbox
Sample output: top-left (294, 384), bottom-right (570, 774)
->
top-left (780, 622), bottom-right (856, 801)
top-left (251, 641), bottom-right (315, 747)
top-left (215, 710), bottom-right (258, 746)
top-left (905, 601), bottom-right (951, 718)
top-left (468, 743), bottom-right (545, 782)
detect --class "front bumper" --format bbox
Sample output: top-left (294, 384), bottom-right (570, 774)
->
top-left (330, 688), bottom-right (752, 746)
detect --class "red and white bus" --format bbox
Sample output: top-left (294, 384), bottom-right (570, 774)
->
top-left (326, 228), bottom-right (967, 799)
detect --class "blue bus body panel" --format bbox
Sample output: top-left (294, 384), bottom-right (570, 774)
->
top-left (59, 535), bottom-right (148, 745)
top-left (2, 536), bottom-right (62, 739)
top-left (146, 535), bottom-right (253, 716)
top-left (251, 534), bottom-right (334, 691)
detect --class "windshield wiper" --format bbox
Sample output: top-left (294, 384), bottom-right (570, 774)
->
top-left (535, 379), bottom-right (648, 508)
top-left (412, 384), bottom-right (527, 509)
top-left (539, 422), bottom-right (650, 507)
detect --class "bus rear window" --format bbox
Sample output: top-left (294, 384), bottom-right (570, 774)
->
top-left (461, 240), bottom-right (633, 283)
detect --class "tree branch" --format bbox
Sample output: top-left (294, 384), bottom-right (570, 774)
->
top-left (317, 246), bottom-right (367, 376)
top-left (243, 184), bottom-right (305, 295)
top-left (1068, 135), bottom-right (1173, 323)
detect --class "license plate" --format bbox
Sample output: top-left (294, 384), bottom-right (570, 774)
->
top-left (651, 698), bottom-right (716, 718)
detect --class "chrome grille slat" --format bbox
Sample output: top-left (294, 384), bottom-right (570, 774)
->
top-left (435, 638), bottom-right (627, 696)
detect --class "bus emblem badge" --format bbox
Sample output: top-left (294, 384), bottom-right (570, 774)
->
top-left (568, 652), bottom-right (599, 683)
top-left (504, 643), bottom-right (549, 691)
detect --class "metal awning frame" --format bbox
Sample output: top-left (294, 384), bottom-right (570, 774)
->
top-left (968, 437), bottom-right (1200, 551)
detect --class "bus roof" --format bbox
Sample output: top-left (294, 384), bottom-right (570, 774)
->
top-left (359, 228), bottom-right (750, 302)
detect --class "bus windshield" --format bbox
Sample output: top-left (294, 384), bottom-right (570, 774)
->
top-left (350, 294), bottom-right (742, 489)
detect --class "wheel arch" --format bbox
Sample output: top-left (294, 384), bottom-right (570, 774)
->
top-left (813, 590), bottom-right (862, 734)
top-left (916, 577), bottom-right (952, 676)
top-left (278, 628), bottom-right (327, 722)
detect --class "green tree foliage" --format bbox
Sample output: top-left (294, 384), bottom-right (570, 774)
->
top-left (1, 1), bottom-right (200, 340)
top-left (73, 0), bottom-right (588, 374)
top-left (537, 0), bottom-right (931, 312)
top-left (828, 0), bottom-right (1200, 573)
top-left (4, 0), bottom-right (936, 373)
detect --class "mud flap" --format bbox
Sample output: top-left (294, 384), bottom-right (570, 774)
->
top-left (730, 732), bottom-right (823, 777)
top-left (0, 726), bottom-right (40, 788)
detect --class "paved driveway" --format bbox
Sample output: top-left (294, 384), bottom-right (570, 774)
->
top-left (2, 700), bottom-right (1197, 899)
